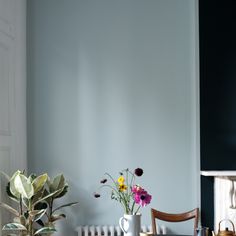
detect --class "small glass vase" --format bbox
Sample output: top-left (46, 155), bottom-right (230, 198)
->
top-left (119, 214), bottom-right (141, 236)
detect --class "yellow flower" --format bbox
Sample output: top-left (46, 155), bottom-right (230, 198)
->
top-left (118, 176), bottom-right (125, 184)
top-left (119, 184), bottom-right (127, 192)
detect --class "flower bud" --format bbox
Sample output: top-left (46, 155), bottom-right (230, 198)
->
top-left (134, 168), bottom-right (143, 177)
top-left (100, 179), bottom-right (107, 184)
top-left (94, 193), bottom-right (101, 198)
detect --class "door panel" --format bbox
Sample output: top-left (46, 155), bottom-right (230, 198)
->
top-left (0, 18), bottom-right (15, 236)
top-left (0, 0), bottom-right (26, 233)
top-left (0, 33), bottom-right (12, 135)
top-left (0, 147), bottom-right (11, 229)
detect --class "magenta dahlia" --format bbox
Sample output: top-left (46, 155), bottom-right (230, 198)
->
top-left (134, 190), bottom-right (152, 207)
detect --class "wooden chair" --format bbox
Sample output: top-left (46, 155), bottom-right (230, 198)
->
top-left (151, 208), bottom-right (199, 235)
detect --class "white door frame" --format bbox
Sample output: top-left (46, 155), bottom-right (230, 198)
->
top-left (0, 0), bottom-right (26, 231)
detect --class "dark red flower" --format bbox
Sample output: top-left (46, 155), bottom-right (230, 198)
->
top-left (94, 193), bottom-right (101, 198)
top-left (100, 179), bottom-right (107, 184)
top-left (134, 168), bottom-right (143, 177)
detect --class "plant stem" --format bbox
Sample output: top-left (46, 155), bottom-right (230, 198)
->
top-left (28, 199), bottom-right (33, 236)
top-left (49, 198), bottom-right (53, 220)
top-left (99, 184), bottom-right (119, 195)
top-left (104, 172), bottom-right (118, 187)
top-left (130, 171), bottom-right (135, 189)
top-left (19, 195), bottom-right (23, 215)
top-left (134, 205), bottom-right (141, 215)
top-left (120, 191), bottom-right (129, 214)
top-left (131, 201), bottom-right (135, 214)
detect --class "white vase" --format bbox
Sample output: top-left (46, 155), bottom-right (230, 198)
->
top-left (119, 214), bottom-right (141, 236)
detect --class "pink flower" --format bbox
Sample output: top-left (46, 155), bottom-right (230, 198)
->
top-left (131, 185), bottom-right (144, 194)
top-left (134, 190), bottom-right (152, 207)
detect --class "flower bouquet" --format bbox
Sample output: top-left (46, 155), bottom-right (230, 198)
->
top-left (94, 168), bottom-right (152, 215)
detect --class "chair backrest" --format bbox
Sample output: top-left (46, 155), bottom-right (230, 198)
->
top-left (151, 208), bottom-right (199, 235)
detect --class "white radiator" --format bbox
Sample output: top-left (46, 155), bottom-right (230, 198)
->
top-left (76, 225), bottom-right (167, 236)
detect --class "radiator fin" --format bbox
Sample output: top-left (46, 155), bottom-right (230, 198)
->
top-left (76, 225), bottom-right (166, 236)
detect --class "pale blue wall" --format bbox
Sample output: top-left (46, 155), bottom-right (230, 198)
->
top-left (27, 1), bottom-right (199, 235)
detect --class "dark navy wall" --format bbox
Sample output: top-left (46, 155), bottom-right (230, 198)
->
top-left (200, 0), bottom-right (236, 229)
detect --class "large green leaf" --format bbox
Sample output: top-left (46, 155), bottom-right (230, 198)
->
top-left (50, 174), bottom-right (65, 193)
top-left (50, 213), bottom-right (66, 222)
top-left (9, 170), bottom-right (22, 198)
top-left (36, 219), bottom-right (44, 227)
top-left (46, 176), bottom-right (51, 188)
top-left (47, 174), bottom-right (67, 198)
top-left (2, 223), bottom-right (27, 231)
top-left (13, 215), bottom-right (26, 225)
top-left (32, 174), bottom-right (48, 193)
top-left (14, 173), bottom-right (34, 199)
top-left (22, 197), bottom-right (29, 208)
top-left (6, 183), bottom-right (18, 202)
top-left (32, 188), bottom-right (44, 205)
top-left (13, 216), bottom-right (21, 224)
top-left (34, 209), bottom-right (47, 222)
top-left (34, 227), bottom-right (56, 235)
top-left (34, 202), bottom-right (48, 210)
top-left (33, 189), bottom-right (61, 206)
top-left (0, 203), bottom-right (19, 216)
top-left (29, 173), bottom-right (37, 183)
top-left (29, 209), bottom-right (47, 221)
top-left (52, 201), bottom-right (78, 213)
top-left (54, 184), bottom-right (68, 199)
top-left (29, 209), bottom-right (45, 217)
top-left (39, 188), bottom-right (51, 204)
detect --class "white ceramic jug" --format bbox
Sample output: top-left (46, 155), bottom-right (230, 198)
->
top-left (119, 214), bottom-right (141, 236)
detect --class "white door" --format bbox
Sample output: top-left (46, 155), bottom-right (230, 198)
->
top-left (0, 0), bottom-right (26, 232)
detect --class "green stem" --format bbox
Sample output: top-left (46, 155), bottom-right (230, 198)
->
top-left (104, 173), bottom-right (118, 187)
top-left (49, 198), bottom-right (53, 221)
top-left (120, 191), bottom-right (129, 214)
top-left (127, 171), bottom-right (136, 212)
top-left (19, 195), bottom-right (23, 215)
top-left (28, 199), bottom-right (33, 236)
top-left (103, 171), bottom-right (134, 215)
top-left (131, 201), bottom-right (135, 214)
top-left (126, 170), bottom-right (128, 193)
top-left (129, 171), bottom-right (135, 189)
top-left (134, 205), bottom-right (141, 215)
top-left (44, 197), bottom-right (53, 227)
top-left (101, 184), bottom-right (129, 212)
top-left (99, 184), bottom-right (120, 196)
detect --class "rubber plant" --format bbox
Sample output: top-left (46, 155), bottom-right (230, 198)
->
top-left (0, 170), bottom-right (78, 236)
